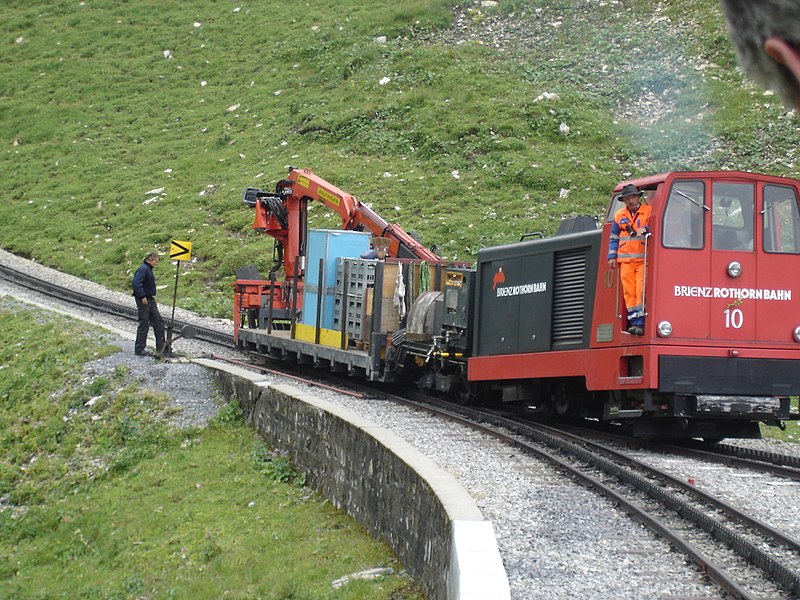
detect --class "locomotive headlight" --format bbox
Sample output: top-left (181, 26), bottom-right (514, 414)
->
top-left (794, 326), bottom-right (800, 343)
top-left (657, 321), bottom-right (673, 338)
top-left (727, 261), bottom-right (742, 278)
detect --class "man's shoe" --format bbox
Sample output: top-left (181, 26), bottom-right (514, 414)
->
top-left (633, 327), bottom-right (644, 336)
top-left (135, 350), bottom-right (152, 357)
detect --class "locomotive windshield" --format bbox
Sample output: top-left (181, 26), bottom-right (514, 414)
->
top-left (663, 181), bottom-right (705, 249)
top-left (662, 179), bottom-right (800, 254)
top-left (712, 182), bottom-right (754, 251)
top-left (763, 184), bottom-right (800, 253)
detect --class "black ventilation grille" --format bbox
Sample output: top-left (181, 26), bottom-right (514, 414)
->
top-left (552, 248), bottom-right (587, 345)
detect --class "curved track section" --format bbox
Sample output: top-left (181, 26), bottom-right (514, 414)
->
top-left (387, 394), bottom-right (800, 600)
top-left (0, 262), bottom-right (232, 347)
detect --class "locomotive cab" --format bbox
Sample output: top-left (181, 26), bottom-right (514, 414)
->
top-left (591, 171), bottom-right (800, 437)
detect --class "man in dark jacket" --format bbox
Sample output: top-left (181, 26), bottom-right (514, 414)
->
top-left (132, 251), bottom-right (166, 356)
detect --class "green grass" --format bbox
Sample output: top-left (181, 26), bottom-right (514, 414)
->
top-left (0, 298), bottom-right (421, 599)
top-left (762, 418), bottom-right (800, 443)
top-left (3, 0), bottom-right (800, 317)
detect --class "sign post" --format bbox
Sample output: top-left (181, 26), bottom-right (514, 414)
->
top-left (164, 240), bottom-right (192, 356)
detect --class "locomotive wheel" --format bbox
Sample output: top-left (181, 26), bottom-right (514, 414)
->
top-left (417, 371), bottom-right (435, 393)
top-left (455, 383), bottom-right (477, 405)
top-left (552, 382), bottom-right (573, 416)
top-left (453, 373), bottom-right (478, 405)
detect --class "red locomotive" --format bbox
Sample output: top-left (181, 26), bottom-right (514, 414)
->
top-left (235, 169), bottom-right (800, 439)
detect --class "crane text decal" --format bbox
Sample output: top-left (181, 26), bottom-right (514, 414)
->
top-left (674, 286), bottom-right (792, 301)
top-left (317, 188), bottom-right (341, 207)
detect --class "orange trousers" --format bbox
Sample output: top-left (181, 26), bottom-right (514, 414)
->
top-left (619, 260), bottom-right (645, 323)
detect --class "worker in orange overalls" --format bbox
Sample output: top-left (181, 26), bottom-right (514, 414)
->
top-left (608, 183), bottom-right (652, 336)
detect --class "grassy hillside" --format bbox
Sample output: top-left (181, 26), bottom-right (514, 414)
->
top-left (2, 0), bottom-right (799, 317)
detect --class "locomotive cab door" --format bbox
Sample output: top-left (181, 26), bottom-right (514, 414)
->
top-left (604, 187), bottom-right (658, 336)
top-left (708, 181), bottom-right (757, 341)
top-left (754, 182), bottom-right (800, 342)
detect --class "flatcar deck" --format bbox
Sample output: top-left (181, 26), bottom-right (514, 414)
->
top-left (238, 328), bottom-right (379, 379)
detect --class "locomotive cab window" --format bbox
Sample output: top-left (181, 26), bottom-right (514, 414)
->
top-left (712, 182), bottom-right (754, 251)
top-left (762, 184), bottom-right (800, 254)
top-left (663, 180), bottom-right (705, 249)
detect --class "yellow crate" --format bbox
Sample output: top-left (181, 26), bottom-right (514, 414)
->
top-left (294, 322), bottom-right (347, 349)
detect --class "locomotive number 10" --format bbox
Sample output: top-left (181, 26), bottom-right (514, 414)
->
top-left (724, 307), bottom-right (744, 329)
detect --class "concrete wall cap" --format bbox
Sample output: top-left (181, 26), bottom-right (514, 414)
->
top-left (193, 358), bottom-right (268, 384)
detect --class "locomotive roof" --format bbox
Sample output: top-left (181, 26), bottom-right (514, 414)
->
top-left (615, 170), bottom-right (800, 193)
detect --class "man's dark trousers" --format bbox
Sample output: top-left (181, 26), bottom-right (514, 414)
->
top-left (135, 296), bottom-right (166, 354)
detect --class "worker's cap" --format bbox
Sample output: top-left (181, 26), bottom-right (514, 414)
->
top-left (620, 183), bottom-right (643, 198)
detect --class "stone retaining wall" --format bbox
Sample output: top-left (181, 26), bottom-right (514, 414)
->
top-left (199, 359), bottom-right (509, 600)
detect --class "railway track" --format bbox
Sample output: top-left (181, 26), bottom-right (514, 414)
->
top-left (361, 392), bottom-right (800, 600)
top-left (548, 419), bottom-right (800, 483)
top-left (0, 261), bottom-right (233, 347)
top-left (4, 260), bottom-right (800, 599)
top-left (680, 438), bottom-right (800, 474)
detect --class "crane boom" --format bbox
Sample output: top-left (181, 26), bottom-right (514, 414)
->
top-left (243, 168), bottom-right (440, 280)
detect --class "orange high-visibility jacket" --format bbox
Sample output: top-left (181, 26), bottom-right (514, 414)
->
top-left (608, 204), bottom-right (652, 262)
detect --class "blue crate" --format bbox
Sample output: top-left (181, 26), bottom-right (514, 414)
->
top-left (302, 229), bottom-right (371, 329)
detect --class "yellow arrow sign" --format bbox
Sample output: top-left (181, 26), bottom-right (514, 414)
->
top-left (170, 240), bottom-right (192, 261)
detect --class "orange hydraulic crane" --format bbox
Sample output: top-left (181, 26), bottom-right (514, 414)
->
top-left (244, 167), bottom-right (439, 274)
top-left (234, 168), bottom-right (440, 333)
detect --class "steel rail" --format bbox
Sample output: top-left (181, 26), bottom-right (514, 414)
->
top-left (0, 262), bottom-right (233, 347)
top-left (700, 439), bottom-right (800, 469)
top-left (380, 391), bottom-right (765, 600)
top-left (556, 418), bottom-right (800, 483)
top-left (211, 355), bottom-right (367, 398)
top-left (529, 422), bottom-right (800, 592)
top-left (658, 440), bottom-right (800, 482)
top-left (539, 425), bottom-right (800, 552)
